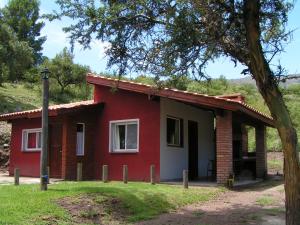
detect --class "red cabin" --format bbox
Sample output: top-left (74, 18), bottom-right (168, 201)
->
top-left (0, 74), bottom-right (274, 184)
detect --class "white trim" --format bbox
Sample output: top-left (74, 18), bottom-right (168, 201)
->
top-left (22, 128), bottom-right (42, 152)
top-left (109, 119), bottom-right (139, 153)
top-left (76, 123), bottom-right (85, 156)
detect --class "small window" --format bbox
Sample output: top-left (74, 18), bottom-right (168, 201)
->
top-left (110, 119), bottom-right (139, 153)
top-left (22, 128), bottom-right (42, 151)
top-left (167, 117), bottom-right (183, 147)
top-left (76, 123), bottom-right (85, 156)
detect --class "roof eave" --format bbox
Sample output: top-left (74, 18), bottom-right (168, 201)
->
top-left (0, 102), bottom-right (103, 122)
top-left (238, 106), bottom-right (274, 127)
top-left (87, 75), bottom-right (237, 110)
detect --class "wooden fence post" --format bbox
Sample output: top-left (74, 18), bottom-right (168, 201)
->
top-left (183, 170), bottom-right (188, 189)
top-left (102, 165), bottom-right (108, 183)
top-left (77, 163), bottom-right (83, 181)
top-left (14, 168), bottom-right (19, 186)
top-left (123, 165), bottom-right (128, 184)
top-left (47, 166), bottom-right (50, 184)
top-left (150, 165), bottom-right (155, 185)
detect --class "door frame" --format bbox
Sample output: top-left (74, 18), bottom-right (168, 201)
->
top-left (48, 123), bottom-right (63, 178)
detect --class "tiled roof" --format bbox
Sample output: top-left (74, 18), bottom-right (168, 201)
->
top-left (87, 74), bottom-right (274, 126)
top-left (0, 100), bottom-right (99, 121)
top-left (0, 74), bottom-right (274, 126)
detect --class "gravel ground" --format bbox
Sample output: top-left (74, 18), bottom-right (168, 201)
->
top-left (138, 179), bottom-right (285, 225)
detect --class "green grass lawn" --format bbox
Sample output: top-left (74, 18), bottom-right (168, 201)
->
top-left (256, 196), bottom-right (277, 206)
top-left (268, 159), bottom-right (283, 173)
top-left (0, 181), bottom-right (222, 225)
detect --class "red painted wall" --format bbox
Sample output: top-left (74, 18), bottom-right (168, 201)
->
top-left (9, 86), bottom-right (160, 181)
top-left (94, 86), bottom-right (161, 181)
top-left (9, 118), bottom-right (41, 177)
top-left (9, 111), bottom-right (99, 179)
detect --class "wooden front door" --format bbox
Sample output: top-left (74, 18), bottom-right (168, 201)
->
top-left (49, 124), bottom-right (62, 178)
top-left (188, 120), bottom-right (198, 180)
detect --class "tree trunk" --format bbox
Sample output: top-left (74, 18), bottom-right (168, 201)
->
top-left (244, 1), bottom-right (300, 224)
top-left (60, 86), bottom-right (65, 94)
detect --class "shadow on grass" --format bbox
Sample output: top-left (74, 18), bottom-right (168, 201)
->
top-left (233, 178), bottom-right (284, 193)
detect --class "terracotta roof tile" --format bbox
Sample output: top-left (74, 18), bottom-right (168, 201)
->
top-left (87, 74), bottom-right (274, 126)
top-left (0, 100), bottom-right (98, 121)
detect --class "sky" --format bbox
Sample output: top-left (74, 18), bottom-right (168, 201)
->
top-left (1, 0), bottom-right (299, 79)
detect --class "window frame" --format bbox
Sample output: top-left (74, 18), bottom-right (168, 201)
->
top-left (166, 116), bottom-right (183, 147)
top-left (109, 119), bottom-right (139, 153)
top-left (76, 123), bottom-right (85, 156)
top-left (22, 128), bottom-right (42, 152)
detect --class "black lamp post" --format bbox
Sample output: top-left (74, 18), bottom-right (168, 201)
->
top-left (40, 68), bottom-right (50, 191)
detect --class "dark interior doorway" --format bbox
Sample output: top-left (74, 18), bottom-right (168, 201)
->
top-left (188, 120), bottom-right (198, 180)
top-left (49, 123), bottom-right (62, 178)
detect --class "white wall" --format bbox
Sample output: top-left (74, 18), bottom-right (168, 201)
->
top-left (160, 98), bottom-right (215, 181)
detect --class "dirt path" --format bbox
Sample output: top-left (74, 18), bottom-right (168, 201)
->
top-left (138, 179), bottom-right (285, 225)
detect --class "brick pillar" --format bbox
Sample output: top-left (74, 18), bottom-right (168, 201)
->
top-left (256, 125), bottom-right (267, 178)
top-left (241, 124), bottom-right (248, 156)
top-left (216, 110), bottom-right (233, 184)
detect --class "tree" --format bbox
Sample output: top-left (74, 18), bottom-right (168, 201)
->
top-left (0, 24), bottom-right (33, 83)
top-left (50, 1), bottom-right (299, 223)
top-left (43, 48), bottom-right (90, 94)
top-left (0, 0), bottom-right (46, 64)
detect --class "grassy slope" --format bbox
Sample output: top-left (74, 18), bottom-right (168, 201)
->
top-left (0, 82), bottom-right (92, 114)
top-left (0, 181), bottom-right (222, 225)
top-left (0, 83), bottom-right (43, 113)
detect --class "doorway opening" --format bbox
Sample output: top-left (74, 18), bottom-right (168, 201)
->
top-left (188, 120), bottom-right (198, 180)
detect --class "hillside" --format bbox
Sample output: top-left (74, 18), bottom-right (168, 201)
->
top-left (230, 74), bottom-right (300, 86)
top-left (0, 83), bottom-right (42, 114)
top-left (0, 83), bottom-right (44, 170)
top-left (0, 79), bottom-right (299, 153)
top-left (0, 82), bottom-right (92, 170)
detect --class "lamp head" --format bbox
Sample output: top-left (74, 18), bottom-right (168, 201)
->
top-left (41, 68), bottom-right (50, 79)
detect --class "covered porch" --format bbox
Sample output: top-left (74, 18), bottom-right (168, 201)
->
top-left (47, 102), bottom-right (103, 180)
top-left (159, 95), bottom-right (273, 185)
top-left (1, 101), bottom-right (103, 180)
top-left (216, 109), bottom-right (272, 184)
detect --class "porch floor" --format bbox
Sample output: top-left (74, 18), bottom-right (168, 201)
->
top-left (161, 178), bottom-right (264, 187)
top-left (0, 172), bottom-right (63, 185)
top-left (160, 179), bottom-right (217, 187)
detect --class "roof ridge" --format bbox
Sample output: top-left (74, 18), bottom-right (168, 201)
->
top-left (87, 73), bottom-right (243, 100)
top-left (87, 73), bottom-right (273, 125)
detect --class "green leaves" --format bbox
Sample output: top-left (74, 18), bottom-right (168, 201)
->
top-left (50, 0), bottom-right (293, 81)
top-left (0, 0), bottom-right (46, 84)
top-left (0, 0), bottom-right (46, 65)
top-left (41, 47), bottom-right (90, 96)
top-left (0, 24), bottom-right (33, 83)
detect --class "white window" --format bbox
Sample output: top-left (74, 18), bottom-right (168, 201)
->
top-left (22, 128), bottom-right (42, 151)
top-left (167, 116), bottom-right (183, 147)
top-left (76, 123), bottom-right (85, 156)
top-left (109, 119), bottom-right (139, 153)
